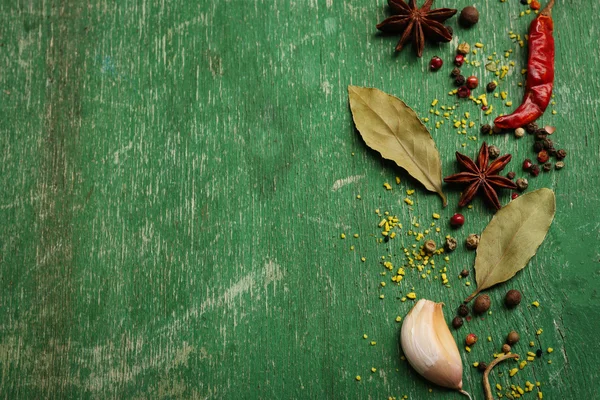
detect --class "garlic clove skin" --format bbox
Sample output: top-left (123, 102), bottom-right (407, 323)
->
top-left (401, 299), bottom-right (464, 390)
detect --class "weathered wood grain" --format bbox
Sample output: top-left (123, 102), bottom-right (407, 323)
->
top-left (0, 0), bottom-right (599, 398)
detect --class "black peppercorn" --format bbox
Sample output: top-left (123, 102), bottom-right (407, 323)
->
top-left (457, 304), bottom-right (469, 317)
top-left (486, 81), bottom-right (497, 92)
top-left (384, 235), bottom-right (390, 242)
top-left (530, 164), bottom-right (540, 177)
top-left (556, 149), bottom-right (567, 160)
top-left (536, 349), bottom-right (543, 357)
top-left (534, 130), bottom-right (548, 141)
top-left (480, 124), bottom-right (492, 135)
top-left (455, 75), bottom-right (466, 86)
top-left (452, 316), bottom-right (464, 329)
top-left (473, 294), bottom-right (491, 314)
top-left (533, 141), bottom-right (544, 152)
top-left (525, 122), bottom-right (539, 133)
top-left (520, 0), bottom-right (528, 4)
top-left (477, 362), bottom-right (488, 372)
top-left (507, 171), bottom-right (516, 180)
top-left (459, 6), bottom-right (479, 27)
top-left (451, 67), bottom-right (461, 78)
top-left (543, 162), bottom-right (552, 172)
top-left (504, 289), bottom-right (522, 308)
top-left (542, 138), bottom-right (554, 150)
top-left (460, 269), bottom-right (469, 278)
top-left (548, 147), bottom-right (557, 156)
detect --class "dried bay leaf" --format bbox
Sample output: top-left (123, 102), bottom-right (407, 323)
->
top-left (465, 188), bottom-right (556, 303)
top-left (348, 85), bottom-right (447, 206)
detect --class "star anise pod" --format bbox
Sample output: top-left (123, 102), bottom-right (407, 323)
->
top-left (444, 142), bottom-right (518, 210)
top-left (376, 0), bottom-right (457, 57)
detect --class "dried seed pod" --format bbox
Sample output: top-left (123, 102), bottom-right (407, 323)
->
top-left (445, 237), bottom-right (458, 252)
top-left (465, 234), bottom-right (480, 250)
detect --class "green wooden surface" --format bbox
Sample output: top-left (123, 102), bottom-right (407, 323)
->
top-left (1, 0), bottom-right (599, 398)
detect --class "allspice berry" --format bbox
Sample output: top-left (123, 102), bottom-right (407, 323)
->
top-left (424, 239), bottom-right (437, 254)
top-left (502, 344), bottom-right (512, 354)
top-left (507, 331), bottom-right (520, 345)
top-left (459, 6), bottom-right (479, 28)
top-left (452, 316), bottom-right (464, 329)
top-left (465, 234), bottom-right (480, 250)
top-left (505, 289), bottom-right (522, 308)
top-left (473, 294), bottom-right (491, 314)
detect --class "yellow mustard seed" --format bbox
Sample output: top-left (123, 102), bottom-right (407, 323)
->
top-left (547, 347), bottom-right (553, 353)
top-left (353, 233), bottom-right (359, 238)
top-left (395, 316), bottom-right (402, 322)
top-left (383, 182), bottom-right (392, 190)
top-left (355, 375), bottom-right (361, 381)
top-left (361, 257), bottom-right (366, 262)
top-left (431, 99), bottom-right (438, 106)
top-left (509, 368), bottom-right (518, 377)
top-left (370, 341), bottom-right (376, 346)
top-left (532, 301), bottom-right (540, 307)
top-left (497, 384), bottom-right (503, 391)
top-left (363, 334), bottom-right (368, 339)
top-left (395, 176), bottom-right (401, 184)
top-left (340, 233), bottom-right (346, 239)
top-left (371, 367), bottom-right (377, 373)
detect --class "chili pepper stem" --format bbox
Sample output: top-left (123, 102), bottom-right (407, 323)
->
top-left (541, 0), bottom-right (554, 16)
top-left (483, 354), bottom-right (520, 400)
top-left (458, 389), bottom-right (473, 400)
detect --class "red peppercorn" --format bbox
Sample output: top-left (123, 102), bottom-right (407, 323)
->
top-left (537, 150), bottom-right (549, 163)
top-left (481, 105), bottom-right (488, 111)
top-left (454, 54), bottom-right (465, 67)
top-left (511, 193), bottom-right (519, 200)
top-left (466, 76), bottom-right (479, 89)
top-left (530, 165), bottom-right (541, 177)
top-left (522, 159), bottom-right (533, 171)
top-left (430, 56), bottom-right (443, 71)
top-left (530, 0), bottom-right (541, 10)
top-left (450, 213), bottom-right (465, 227)
top-left (457, 86), bottom-right (471, 98)
top-left (465, 333), bottom-right (478, 346)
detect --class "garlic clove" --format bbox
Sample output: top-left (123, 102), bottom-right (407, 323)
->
top-left (401, 299), bottom-right (464, 391)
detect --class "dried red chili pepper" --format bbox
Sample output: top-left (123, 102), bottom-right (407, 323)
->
top-left (494, 0), bottom-right (555, 130)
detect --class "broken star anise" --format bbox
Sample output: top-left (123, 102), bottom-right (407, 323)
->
top-left (444, 142), bottom-right (518, 210)
top-left (376, 0), bottom-right (457, 57)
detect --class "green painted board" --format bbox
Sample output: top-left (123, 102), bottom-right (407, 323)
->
top-left (0, 0), bottom-right (599, 398)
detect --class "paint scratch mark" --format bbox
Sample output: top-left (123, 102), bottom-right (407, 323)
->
top-left (332, 174), bottom-right (364, 191)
